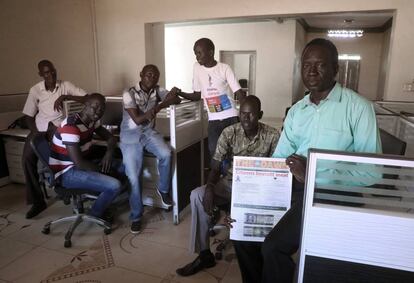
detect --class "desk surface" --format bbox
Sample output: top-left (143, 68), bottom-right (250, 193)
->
top-left (0, 128), bottom-right (30, 138)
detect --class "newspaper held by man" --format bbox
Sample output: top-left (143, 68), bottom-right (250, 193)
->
top-left (230, 156), bottom-right (292, 242)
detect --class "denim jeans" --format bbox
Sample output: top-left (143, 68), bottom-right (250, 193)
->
top-left (120, 129), bottom-right (171, 221)
top-left (60, 166), bottom-right (122, 218)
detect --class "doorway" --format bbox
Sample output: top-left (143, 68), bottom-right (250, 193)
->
top-left (220, 51), bottom-right (257, 98)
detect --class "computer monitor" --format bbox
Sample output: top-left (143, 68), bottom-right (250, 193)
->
top-left (101, 96), bottom-right (123, 127)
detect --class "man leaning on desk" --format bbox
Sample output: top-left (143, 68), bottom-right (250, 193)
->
top-left (22, 60), bottom-right (87, 219)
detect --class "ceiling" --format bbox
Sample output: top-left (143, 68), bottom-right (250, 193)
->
top-left (167, 11), bottom-right (394, 32)
top-left (300, 11), bottom-right (393, 31)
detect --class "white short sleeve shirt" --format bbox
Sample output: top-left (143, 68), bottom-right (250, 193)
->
top-left (193, 62), bottom-right (241, 121)
top-left (22, 80), bottom-right (87, 131)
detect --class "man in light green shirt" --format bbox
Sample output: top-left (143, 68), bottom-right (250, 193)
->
top-left (233, 38), bottom-right (382, 283)
top-left (274, 82), bottom-right (381, 160)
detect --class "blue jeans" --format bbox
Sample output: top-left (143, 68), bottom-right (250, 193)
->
top-left (60, 166), bottom-right (122, 218)
top-left (120, 129), bottom-right (171, 221)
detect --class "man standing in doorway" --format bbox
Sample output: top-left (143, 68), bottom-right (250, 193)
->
top-left (22, 60), bottom-right (87, 219)
top-left (179, 38), bottom-right (246, 157)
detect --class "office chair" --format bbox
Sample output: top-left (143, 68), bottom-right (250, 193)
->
top-left (371, 129), bottom-right (407, 195)
top-left (30, 134), bottom-right (112, 248)
top-left (379, 128), bottom-right (406, 156)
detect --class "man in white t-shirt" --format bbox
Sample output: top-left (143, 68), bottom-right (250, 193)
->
top-left (179, 38), bottom-right (246, 157)
top-left (22, 59), bottom-right (87, 219)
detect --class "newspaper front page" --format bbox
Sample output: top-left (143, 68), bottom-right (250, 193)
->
top-left (230, 156), bottom-right (292, 242)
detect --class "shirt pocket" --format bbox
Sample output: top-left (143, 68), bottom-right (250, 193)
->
top-left (318, 127), bottom-right (353, 151)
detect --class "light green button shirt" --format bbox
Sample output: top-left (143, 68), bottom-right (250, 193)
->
top-left (273, 83), bottom-right (382, 158)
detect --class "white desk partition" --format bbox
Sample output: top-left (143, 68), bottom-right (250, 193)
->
top-left (297, 149), bottom-right (414, 282)
top-left (169, 101), bottom-right (206, 224)
top-left (375, 101), bottom-right (414, 158)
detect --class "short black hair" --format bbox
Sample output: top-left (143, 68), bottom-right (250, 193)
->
top-left (141, 64), bottom-right (160, 75)
top-left (86, 93), bottom-right (105, 105)
top-left (302, 38), bottom-right (338, 66)
top-left (37, 59), bottom-right (54, 71)
top-left (242, 95), bottom-right (261, 112)
top-left (194, 38), bottom-right (215, 52)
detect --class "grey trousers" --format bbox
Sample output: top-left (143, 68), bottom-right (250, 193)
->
top-left (189, 177), bottom-right (232, 254)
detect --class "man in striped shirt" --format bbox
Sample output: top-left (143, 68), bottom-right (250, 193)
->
top-left (49, 93), bottom-right (122, 219)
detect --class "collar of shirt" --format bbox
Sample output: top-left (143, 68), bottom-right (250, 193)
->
top-left (40, 80), bottom-right (61, 93)
top-left (301, 82), bottom-right (341, 109)
top-left (75, 113), bottom-right (95, 129)
top-left (135, 82), bottom-right (159, 96)
top-left (235, 122), bottom-right (264, 145)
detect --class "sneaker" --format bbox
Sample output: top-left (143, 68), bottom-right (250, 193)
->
top-left (157, 190), bottom-right (172, 207)
top-left (130, 220), bottom-right (141, 234)
top-left (26, 202), bottom-right (47, 219)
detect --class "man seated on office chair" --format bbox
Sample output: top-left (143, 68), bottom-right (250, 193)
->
top-left (49, 93), bottom-right (122, 221)
top-left (176, 96), bottom-right (280, 277)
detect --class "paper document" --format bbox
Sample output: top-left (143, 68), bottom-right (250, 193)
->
top-left (230, 156), bottom-right (292, 242)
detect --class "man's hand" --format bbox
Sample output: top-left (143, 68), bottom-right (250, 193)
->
top-left (162, 87), bottom-right (182, 107)
top-left (202, 186), bottom-right (215, 214)
top-left (100, 152), bottom-right (113, 174)
top-left (286, 154), bottom-right (307, 183)
top-left (54, 95), bottom-right (67, 112)
top-left (145, 107), bottom-right (157, 121)
top-left (224, 215), bottom-right (236, 229)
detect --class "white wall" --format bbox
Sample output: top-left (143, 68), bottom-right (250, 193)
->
top-left (0, 0), bottom-right (97, 95)
top-left (378, 27), bottom-right (392, 100)
top-left (165, 21), bottom-right (296, 118)
top-left (292, 21), bottom-right (307, 104)
top-left (93, 0), bottom-right (414, 102)
top-left (2, 0), bottom-right (414, 103)
top-left (307, 32), bottom-right (384, 101)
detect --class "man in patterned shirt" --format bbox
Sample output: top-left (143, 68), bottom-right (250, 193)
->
top-left (119, 64), bottom-right (181, 234)
top-left (176, 95), bottom-right (280, 277)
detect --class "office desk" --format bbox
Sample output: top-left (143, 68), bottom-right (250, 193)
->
top-left (0, 128), bottom-right (30, 185)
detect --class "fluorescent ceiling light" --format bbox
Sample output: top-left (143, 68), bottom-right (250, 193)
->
top-left (338, 54), bottom-right (361, 60)
top-left (327, 30), bottom-right (364, 38)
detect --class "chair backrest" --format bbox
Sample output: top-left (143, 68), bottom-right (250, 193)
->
top-left (29, 133), bottom-right (56, 186)
top-left (379, 128), bottom-right (406, 156)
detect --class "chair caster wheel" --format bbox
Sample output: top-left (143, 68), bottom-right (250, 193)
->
top-left (104, 228), bottom-right (112, 235)
top-left (42, 227), bottom-right (50, 234)
top-left (64, 240), bottom-right (72, 248)
top-left (215, 251), bottom-right (223, 260)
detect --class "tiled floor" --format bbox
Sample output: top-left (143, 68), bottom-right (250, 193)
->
top-left (0, 183), bottom-right (242, 283)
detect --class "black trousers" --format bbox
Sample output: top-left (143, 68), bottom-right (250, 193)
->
top-left (207, 116), bottom-right (239, 157)
top-left (22, 132), bottom-right (46, 205)
top-left (233, 190), bottom-right (304, 283)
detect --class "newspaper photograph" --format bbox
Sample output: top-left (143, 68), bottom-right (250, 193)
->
top-left (230, 156), bottom-right (292, 242)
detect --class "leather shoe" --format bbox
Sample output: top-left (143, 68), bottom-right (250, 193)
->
top-left (176, 252), bottom-right (215, 276)
top-left (26, 202), bottom-right (47, 219)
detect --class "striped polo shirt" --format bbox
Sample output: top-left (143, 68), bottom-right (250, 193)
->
top-left (49, 113), bottom-right (99, 178)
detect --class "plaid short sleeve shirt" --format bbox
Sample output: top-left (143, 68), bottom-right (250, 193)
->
top-left (213, 122), bottom-right (280, 180)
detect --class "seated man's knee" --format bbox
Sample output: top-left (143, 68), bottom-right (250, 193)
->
top-left (158, 147), bottom-right (171, 161)
top-left (262, 232), bottom-right (283, 259)
top-left (107, 178), bottom-right (122, 195)
top-left (190, 186), bottom-right (205, 205)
